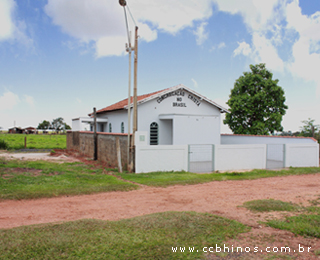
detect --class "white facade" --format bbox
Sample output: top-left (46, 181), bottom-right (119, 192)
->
top-left (284, 143), bottom-right (319, 167)
top-left (72, 117), bottom-right (108, 131)
top-left (221, 134), bottom-right (317, 144)
top-left (213, 144), bottom-right (267, 171)
top-left (136, 145), bottom-right (189, 173)
top-left (92, 85), bottom-right (228, 145)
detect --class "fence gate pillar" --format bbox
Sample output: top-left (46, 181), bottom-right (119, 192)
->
top-left (212, 144), bottom-right (215, 172)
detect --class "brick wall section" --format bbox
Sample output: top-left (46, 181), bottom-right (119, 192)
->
top-left (67, 131), bottom-right (129, 169)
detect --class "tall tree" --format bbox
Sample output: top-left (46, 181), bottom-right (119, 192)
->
top-left (224, 63), bottom-right (288, 135)
top-left (299, 118), bottom-right (319, 137)
top-left (51, 117), bottom-right (64, 131)
top-left (64, 123), bottom-right (71, 130)
top-left (37, 120), bottom-right (51, 130)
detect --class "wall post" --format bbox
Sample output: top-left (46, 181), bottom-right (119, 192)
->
top-left (93, 107), bottom-right (97, 161)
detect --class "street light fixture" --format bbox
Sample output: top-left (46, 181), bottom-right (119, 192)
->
top-left (119, 0), bottom-right (126, 7)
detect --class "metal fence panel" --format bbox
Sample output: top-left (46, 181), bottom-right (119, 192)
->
top-left (266, 144), bottom-right (284, 169)
top-left (188, 145), bottom-right (213, 173)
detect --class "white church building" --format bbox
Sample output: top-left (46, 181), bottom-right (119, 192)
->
top-left (71, 84), bottom-right (319, 172)
top-left (72, 84), bottom-right (229, 145)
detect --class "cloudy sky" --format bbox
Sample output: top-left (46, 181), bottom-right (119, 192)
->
top-left (1, 0), bottom-right (320, 133)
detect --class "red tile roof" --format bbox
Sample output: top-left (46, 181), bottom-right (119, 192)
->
top-left (89, 84), bottom-right (229, 116)
top-left (94, 89), bottom-right (166, 114)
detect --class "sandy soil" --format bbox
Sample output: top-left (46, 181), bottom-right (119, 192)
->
top-left (1, 151), bottom-right (319, 259)
top-left (0, 151), bottom-right (80, 163)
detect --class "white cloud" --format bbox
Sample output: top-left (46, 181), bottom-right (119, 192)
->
top-left (221, 0), bottom-right (320, 94)
top-left (285, 0), bottom-right (320, 94)
top-left (194, 22), bottom-right (208, 45)
top-left (218, 42), bottom-right (226, 49)
top-left (0, 0), bottom-right (34, 48)
top-left (213, 0), bottom-right (280, 32)
top-left (96, 36), bottom-right (127, 57)
top-left (0, 91), bottom-right (20, 111)
top-left (216, 0), bottom-right (285, 72)
top-left (191, 78), bottom-right (199, 89)
top-left (0, 0), bottom-right (15, 41)
top-left (132, 0), bottom-right (213, 34)
top-left (251, 33), bottom-right (284, 72)
top-left (210, 42), bottom-right (226, 52)
top-left (45, 0), bottom-right (125, 41)
top-left (233, 41), bottom-right (252, 56)
top-left (45, 0), bottom-right (213, 57)
top-left (24, 95), bottom-right (35, 107)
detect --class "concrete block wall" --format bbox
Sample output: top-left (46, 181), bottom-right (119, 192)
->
top-left (67, 131), bottom-right (129, 169)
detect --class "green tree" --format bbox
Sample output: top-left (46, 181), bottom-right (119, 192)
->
top-left (299, 118), bottom-right (319, 137)
top-left (37, 120), bottom-right (51, 130)
top-left (51, 117), bottom-right (71, 132)
top-left (224, 63), bottom-right (288, 135)
top-left (64, 123), bottom-right (71, 130)
top-left (52, 117), bottom-right (64, 131)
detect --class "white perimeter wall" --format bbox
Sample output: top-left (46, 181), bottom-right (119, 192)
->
top-left (285, 143), bottom-right (319, 167)
top-left (221, 135), bottom-right (316, 144)
top-left (135, 143), bottom-right (319, 173)
top-left (214, 144), bottom-right (267, 171)
top-left (135, 145), bottom-right (189, 173)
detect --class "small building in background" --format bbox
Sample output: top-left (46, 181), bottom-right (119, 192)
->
top-left (22, 126), bottom-right (37, 134)
top-left (8, 126), bottom-right (37, 134)
top-left (8, 126), bottom-right (23, 134)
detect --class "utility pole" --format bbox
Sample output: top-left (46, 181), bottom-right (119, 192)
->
top-left (126, 40), bottom-right (132, 171)
top-left (119, 0), bottom-right (138, 172)
top-left (132, 26), bottom-right (138, 172)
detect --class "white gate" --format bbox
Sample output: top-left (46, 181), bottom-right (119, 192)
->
top-left (188, 145), bottom-right (213, 173)
top-left (266, 144), bottom-right (285, 169)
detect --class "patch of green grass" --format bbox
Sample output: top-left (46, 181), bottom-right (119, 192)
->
top-left (242, 199), bottom-right (302, 212)
top-left (266, 214), bottom-right (320, 238)
top-left (242, 199), bottom-right (320, 239)
top-left (0, 158), bottom-right (138, 200)
top-left (117, 167), bottom-right (320, 187)
top-left (306, 206), bottom-right (320, 214)
top-left (0, 133), bottom-right (66, 150)
top-left (308, 195), bottom-right (320, 206)
top-left (0, 211), bottom-right (250, 259)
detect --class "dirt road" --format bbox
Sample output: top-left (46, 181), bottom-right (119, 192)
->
top-left (1, 174), bottom-right (319, 229)
top-left (1, 152), bottom-right (319, 259)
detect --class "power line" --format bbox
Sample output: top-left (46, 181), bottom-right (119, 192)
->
top-left (127, 5), bottom-right (137, 27)
top-left (123, 7), bottom-right (131, 46)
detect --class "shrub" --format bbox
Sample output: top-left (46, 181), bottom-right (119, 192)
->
top-left (0, 139), bottom-right (9, 150)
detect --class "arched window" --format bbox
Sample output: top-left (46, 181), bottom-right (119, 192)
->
top-left (150, 122), bottom-right (158, 145)
top-left (121, 122), bottom-right (124, 133)
top-left (109, 123), bottom-right (112, 133)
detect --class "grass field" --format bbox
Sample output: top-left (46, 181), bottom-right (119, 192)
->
top-left (243, 199), bottom-right (320, 238)
top-left (1, 157), bottom-right (320, 200)
top-left (116, 167), bottom-right (320, 187)
top-left (0, 133), bottom-right (66, 150)
top-left (0, 211), bottom-right (249, 260)
top-left (0, 158), bottom-right (138, 200)
top-left (1, 157), bottom-right (320, 259)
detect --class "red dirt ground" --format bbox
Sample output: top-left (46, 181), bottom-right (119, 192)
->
top-left (0, 151), bottom-right (319, 259)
